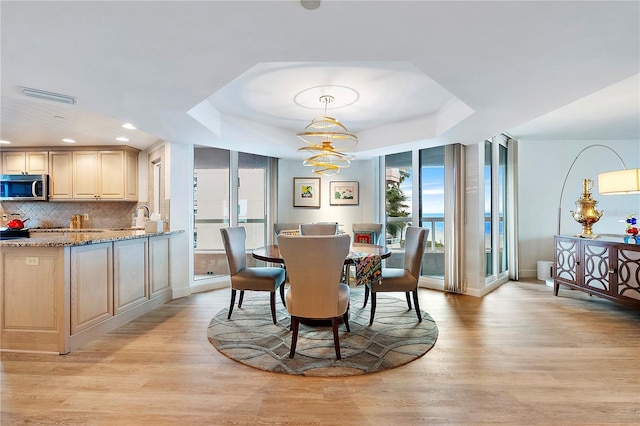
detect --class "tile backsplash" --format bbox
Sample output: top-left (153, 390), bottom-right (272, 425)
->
top-left (1, 201), bottom-right (139, 229)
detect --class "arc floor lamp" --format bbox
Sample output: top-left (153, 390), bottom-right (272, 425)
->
top-left (557, 144), bottom-right (640, 236)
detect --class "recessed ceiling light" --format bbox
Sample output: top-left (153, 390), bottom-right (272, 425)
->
top-left (121, 123), bottom-right (136, 130)
top-left (0, 140), bottom-right (11, 144)
top-left (61, 138), bottom-right (76, 143)
top-left (115, 136), bottom-right (129, 142)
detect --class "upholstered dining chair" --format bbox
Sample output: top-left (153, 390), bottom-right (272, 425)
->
top-left (352, 223), bottom-right (383, 245)
top-left (299, 223), bottom-right (338, 235)
top-left (364, 226), bottom-right (428, 325)
top-left (274, 223), bottom-right (302, 238)
top-left (220, 226), bottom-right (286, 324)
top-left (278, 233), bottom-right (351, 360)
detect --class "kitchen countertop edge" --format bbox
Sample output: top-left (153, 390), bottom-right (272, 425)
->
top-left (0, 230), bottom-right (184, 247)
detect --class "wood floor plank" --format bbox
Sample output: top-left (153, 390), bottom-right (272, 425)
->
top-left (2, 280), bottom-right (639, 425)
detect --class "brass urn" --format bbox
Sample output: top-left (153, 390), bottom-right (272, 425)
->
top-left (570, 178), bottom-right (603, 238)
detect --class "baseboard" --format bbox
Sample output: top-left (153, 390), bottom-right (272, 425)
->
top-left (190, 276), bottom-right (230, 294)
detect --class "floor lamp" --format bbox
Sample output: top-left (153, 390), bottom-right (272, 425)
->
top-left (557, 144), bottom-right (640, 237)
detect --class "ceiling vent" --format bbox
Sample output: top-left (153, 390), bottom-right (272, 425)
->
top-left (19, 86), bottom-right (77, 105)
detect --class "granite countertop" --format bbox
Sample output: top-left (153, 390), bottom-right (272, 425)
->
top-left (0, 229), bottom-right (183, 247)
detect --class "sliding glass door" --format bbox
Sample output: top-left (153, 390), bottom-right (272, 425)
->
top-left (193, 147), bottom-right (274, 281)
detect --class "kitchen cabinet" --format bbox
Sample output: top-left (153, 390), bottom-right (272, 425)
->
top-left (1, 231), bottom-right (177, 354)
top-left (1, 151), bottom-right (48, 174)
top-left (114, 238), bottom-right (148, 314)
top-left (48, 151), bottom-right (74, 199)
top-left (554, 235), bottom-right (640, 309)
top-left (46, 147), bottom-right (138, 201)
top-left (74, 150), bottom-right (129, 199)
top-left (149, 234), bottom-right (170, 297)
top-left (70, 242), bottom-right (113, 334)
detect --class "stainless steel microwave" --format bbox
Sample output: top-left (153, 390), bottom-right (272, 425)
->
top-left (0, 174), bottom-right (49, 201)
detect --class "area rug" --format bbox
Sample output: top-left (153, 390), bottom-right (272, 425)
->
top-left (207, 289), bottom-right (438, 376)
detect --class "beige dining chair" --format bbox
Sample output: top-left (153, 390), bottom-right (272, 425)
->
top-left (278, 233), bottom-right (351, 359)
top-left (364, 226), bottom-right (428, 325)
top-left (220, 226), bottom-right (286, 324)
top-left (299, 223), bottom-right (338, 235)
top-left (352, 223), bottom-right (383, 245)
top-left (274, 223), bottom-right (302, 238)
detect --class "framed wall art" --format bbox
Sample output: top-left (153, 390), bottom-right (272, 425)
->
top-left (330, 181), bottom-right (359, 206)
top-left (293, 177), bottom-right (321, 208)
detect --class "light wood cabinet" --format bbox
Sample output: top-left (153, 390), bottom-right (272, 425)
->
top-left (0, 246), bottom-right (68, 354)
top-left (48, 151), bottom-right (74, 199)
top-left (149, 234), bottom-right (170, 297)
top-left (70, 242), bottom-right (113, 334)
top-left (45, 147), bottom-right (138, 201)
top-left (1, 233), bottom-right (175, 354)
top-left (113, 238), bottom-right (148, 314)
top-left (74, 150), bottom-right (128, 199)
top-left (2, 151), bottom-right (48, 174)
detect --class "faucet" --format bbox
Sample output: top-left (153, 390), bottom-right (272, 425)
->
top-left (137, 205), bottom-right (150, 219)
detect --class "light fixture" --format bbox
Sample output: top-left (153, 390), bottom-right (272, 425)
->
top-left (598, 169), bottom-right (640, 195)
top-left (115, 136), bottom-right (129, 142)
top-left (0, 140), bottom-right (11, 144)
top-left (121, 123), bottom-right (136, 130)
top-left (300, 0), bottom-right (321, 10)
top-left (296, 95), bottom-right (358, 176)
top-left (61, 138), bottom-right (76, 143)
top-left (557, 144), bottom-right (640, 237)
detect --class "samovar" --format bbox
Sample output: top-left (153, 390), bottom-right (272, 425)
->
top-left (570, 178), bottom-right (603, 238)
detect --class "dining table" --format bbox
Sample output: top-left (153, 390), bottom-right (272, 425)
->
top-left (252, 242), bottom-right (391, 265)
top-left (252, 242), bottom-right (392, 286)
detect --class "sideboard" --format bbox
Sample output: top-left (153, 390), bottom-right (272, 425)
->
top-left (554, 235), bottom-right (640, 309)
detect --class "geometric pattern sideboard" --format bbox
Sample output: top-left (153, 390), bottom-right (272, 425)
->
top-left (554, 235), bottom-right (640, 309)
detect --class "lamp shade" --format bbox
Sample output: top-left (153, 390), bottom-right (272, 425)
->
top-left (597, 169), bottom-right (640, 195)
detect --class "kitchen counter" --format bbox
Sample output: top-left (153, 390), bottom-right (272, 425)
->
top-left (0, 229), bottom-right (182, 247)
top-left (1, 230), bottom-right (182, 354)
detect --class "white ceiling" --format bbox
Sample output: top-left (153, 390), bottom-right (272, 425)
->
top-left (1, 1), bottom-right (638, 159)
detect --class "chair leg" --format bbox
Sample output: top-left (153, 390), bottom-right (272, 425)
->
top-left (238, 290), bottom-right (245, 308)
top-left (289, 316), bottom-right (300, 358)
top-left (405, 292), bottom-right (412, 310)
top-left (332, 317), bottom-right (342, 360)
top-left (279, 284), bottom-right (286, 308)
top-left (343, 303), bottom-right (351, 333)
top-left (270, 292), bottom-right (277, 324)
top-left (363, 284), bottom-right (370, 308)
top-left (369, 292), bottom-right (377, 326)
top-left (228, 289), bottom-right (237, 319)
top-left (412, 289), bottom-right (422, 322)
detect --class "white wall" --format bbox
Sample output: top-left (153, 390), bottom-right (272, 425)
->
top-left (166, 142), bottom-right (192, 298)
top-left (277, 159), bottom-right (378, 236)
top-left (518, 140), bottom-right (640, 278)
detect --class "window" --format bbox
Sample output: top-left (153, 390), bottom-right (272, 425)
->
top-left (384, 151), bottom-right (413, 268)
top-left (193, 148), bottom-right (230, 279)
top-left (484, 135), bottom-right (511, 285)
top-left (238, 152), bottom-right (268, 250)
top-left (419, 146), bottom-right (445, 279)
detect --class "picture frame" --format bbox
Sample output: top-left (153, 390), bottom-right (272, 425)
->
top-left (293, 177), bottom-right (321, 208)
top-left (330, 181), bottom-right (359, 206)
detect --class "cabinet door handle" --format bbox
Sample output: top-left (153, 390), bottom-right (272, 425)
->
top-left (609, 267), bottom-right (617, 275)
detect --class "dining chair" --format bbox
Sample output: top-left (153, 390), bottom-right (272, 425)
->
top-left (274, 223), bottom-right (302, 238)
top-left (364, 226), bottom-right (428, 325)
top-left (220, 226), bottom-right (286, 324)
top-left (299, 223), bottom-right (338, 235)
top-left (278, 233), bottom-right (351, 359)
top-left (352, 223), bottom-right (383, 245)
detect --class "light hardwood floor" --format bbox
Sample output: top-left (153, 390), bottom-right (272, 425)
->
top-left (2, 280), bottom-right (639, 425)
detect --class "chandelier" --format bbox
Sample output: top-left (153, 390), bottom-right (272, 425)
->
top-left (296, 95), bottom-right (358, 176)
